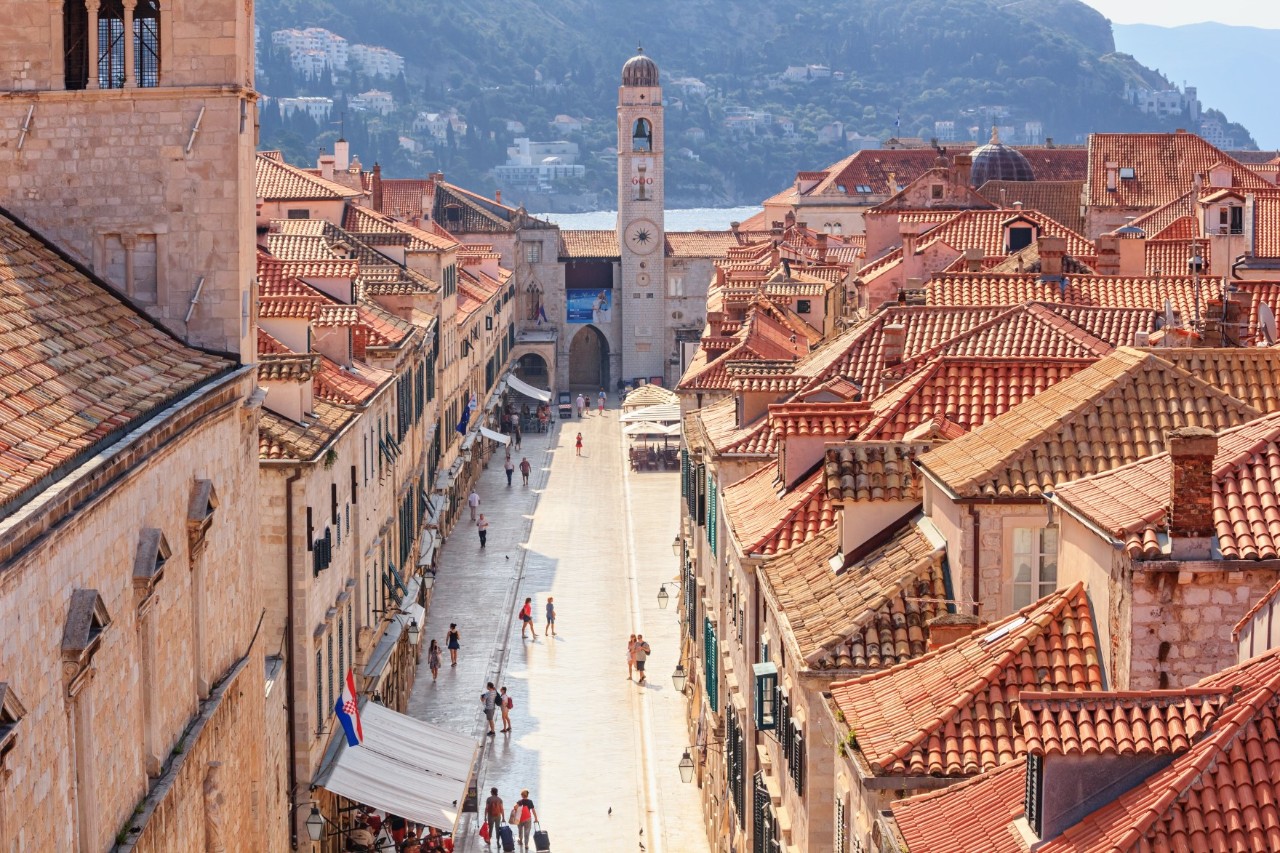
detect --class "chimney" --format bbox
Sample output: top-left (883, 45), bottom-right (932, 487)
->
top-left (372, 163), bottom-right (383, 212)
top-left (1045, 136), bottom-right (1054, 148)
top-left (883, 323), bottom-right (906, 366)
top-left (352, 327), bottom-right (368, 362)
top-left (730, 221), bottom-right (743, 244)
top-left (318, 152), bottom-right (335, 182)
top-left (1105, 161), bottom-right (1119, 192)
top-left (1133, 330), bottom-right (1150, 347)
top-left (964, 247), bottom-right (983, 272)
top-left (927, 613), bottom-right (984, 651)
top-left (1037, 236), bottom-right (1066, 277)
top-left (334, 138), bottom-right (350, 172)
top-left (495, 189), bottom-right (502, 204)
top-left (952, 153), bottom-right (972, 189)
top-left (816, 232), bottom-right (829, 262)
top-left (1168, 426), bottom-right (1217, 559)
top-left (1096, 234), bottom-right (1121, 275)
top-left (784, 210), bottom-right (796, 229)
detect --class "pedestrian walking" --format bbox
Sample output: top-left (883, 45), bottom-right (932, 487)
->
top-left (428, 639), bottom-right (442, 682)
top-left (545, 597), bottom-right (556, 637)
top-left (575, 432), bottom-right (583, 456)
top-left (514, 425), bottom-right (522, 450)
top-left (481, 682), bottom-right (500, 736)
top-left (504, 456), bottom-right (515, 487)
top-left (511, 790), bottom-right (539, 850)
top-left (576, 393), bottom-right (586, 417)
top-left (499, 686), bottom-right (513, 732)
top-left (477, 514), bottom-right (489, 548)
top-left (598, 387), bottom-right (606, 413)
top-left (627, 633), bottom-right (638, 680)
top-left (468, 489), bottom-right (480, 522)
top-left (634, 634), bottom-right (652, 684)
top-left (446, 623), bottom-right (461, 666)
top-left (519, 597), bottom-right (537, 639)
top-left (520, 457), bottom-right (531, 486)
top-left (483, 788), bottom-right (504, 848)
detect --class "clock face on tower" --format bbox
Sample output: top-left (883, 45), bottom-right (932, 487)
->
top-left (623, 218), bottom-right (659, 255)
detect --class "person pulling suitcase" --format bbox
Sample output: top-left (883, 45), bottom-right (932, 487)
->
top-left (497, 820), bottom-right (515, 853)
top-left (533, 822), bottom-right (550, 852)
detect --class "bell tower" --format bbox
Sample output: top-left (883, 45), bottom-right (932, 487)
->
top-left (617, 47), bottom-right (666, 381)
top-left (0, 0), bottom-right (258, 362)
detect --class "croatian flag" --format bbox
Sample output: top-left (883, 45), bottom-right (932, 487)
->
top-left (334, 669), bottom-right (363, 747)
top-left (455, 392), bottom-right (477, 435)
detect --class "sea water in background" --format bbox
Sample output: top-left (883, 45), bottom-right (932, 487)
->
top-left (534, 207), bottom-right (761, 232)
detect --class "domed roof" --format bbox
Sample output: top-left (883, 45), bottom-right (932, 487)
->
top-left (969, 127), bottom-right (1034, 186)
top-left (622, 47), bottom-right (659, 87)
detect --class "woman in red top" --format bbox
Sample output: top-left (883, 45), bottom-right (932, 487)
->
top-left (520, 597), bottom-right (537, 639)
top-left (575, 432), bottom-right (583, 456)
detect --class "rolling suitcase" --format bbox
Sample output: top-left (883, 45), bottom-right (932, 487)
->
top-left (498, 823), bottom-right (515, 852)
top-left (533, 824), bottom-right (550, 851)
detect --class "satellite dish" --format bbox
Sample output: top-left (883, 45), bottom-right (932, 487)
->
top-left (1163, 299), bottom-right (1177, 331)
top-left (1260, 302), bottom-right (1277, 345)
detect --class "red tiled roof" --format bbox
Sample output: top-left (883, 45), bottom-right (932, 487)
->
top-left (1018, 689), bottom-right (1231, 758)
top-left (903, 209), bottom-right (1094, 258)
top-left (823, 441), bottom-right (931, 501)
top-left (889, 758), bottom-right (1029, 853)
top-left (976, 180), bottom-right (1086, 234)
top-left (0, 210), bottom-right (233, 511)
top-left (559, 229), bottom-right (619, 258)
top-left (1054, 409), bottom-right (1280, 561)
top-left (343, 204), bottom-right (457, 251)
top-left (761, 520), bottom-right (948, 670)
top-left (256, 152), bottom-right (363, 201)
top-left (721, 464), bottom-right (835, 557)
top-left (1085, 133), bottom-right (1270, 210)
top-left (830, 583), bottom-right (1102, 777)
top-left (665, 231), bottom-right (749, 258)
top-left (927, 271), bottom-right (1209, 324)
top-left (1145, 238), bottom-right (1210, 276)
top-left (696, 396), bottom-right (777, 458)
top-left (861, 357), bottom-right (1096, 441)
top-left (766, 400), bottom-right (871, 440)
top-left (920, 349), bottom-right (1262, 499)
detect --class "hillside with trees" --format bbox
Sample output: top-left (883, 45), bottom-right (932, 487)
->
top-left (256, 0), bottom-right (1256, 208)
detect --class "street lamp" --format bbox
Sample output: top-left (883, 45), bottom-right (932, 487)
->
top-left (421, 569), bottom-right (436, 592)
top-left (678, 750), bottom-right (695, 784)
top-left (305, 806), bottom-right (325, 841)
top-left (671, 536), bottom-right (682, 558)
top-left (407, 618), bottom-right (421, 646)
top-left (657, 581), bottom-right (680, 609)
top-left (671, 663), bottom-right (686, 693)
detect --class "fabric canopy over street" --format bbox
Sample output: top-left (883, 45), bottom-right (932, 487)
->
top-left (506, 374), bottom-right (551, 402)
top-left (619, 403), bottom-right (681, 423)
top-left (622, 421), bottom-right (668, 436)
top-left (315, 702), bottom-right (477, 832)
top-left (479, 426), bottom-right (510, 444)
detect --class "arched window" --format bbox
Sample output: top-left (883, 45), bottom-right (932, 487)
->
top-left (63, 0), bottom-right (160, 90)
top-left (135, 0), bottom-right (160, 87)
top-left (63, 0), bottom-right (89, 89)
top-left (97, 0), bottom-right (126, 89)
top-left (632, 117), bottom-right (652, 152)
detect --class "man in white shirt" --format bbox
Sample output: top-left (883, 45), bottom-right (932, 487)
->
top-left (468, 489), bottom-right (480, 522)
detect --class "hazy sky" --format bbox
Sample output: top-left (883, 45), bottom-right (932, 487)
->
top-left (1077, 0), bottom-right (1280, 28)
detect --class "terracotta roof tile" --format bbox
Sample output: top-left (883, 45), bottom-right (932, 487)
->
top-left (1145, 238), bottom-right (1210, 276)
top-left (903, 209), bottom-right (1094, 258)
top-left (558, 229), bottom-right (619, 258)
top-left (313, 356), bottom-right (388, 405)
top-left (259, 398), bottom-right (354, 462)
top-left (665, 231), bottom-right (747, 258)
top-left (343, 204), bottom-right (458, 251)
top-left (1085, 133), bottom-right (1270, 210)
top-left (926, 272), bottom-right (1211, 321)
top-left (889, 758), bottom-right (1029, 853)
top-left (761, 520), bottom-right (947, 670)
top-left (976, 180), bottom-right (1086, 234)
top-left (721, 464), bottom-right (835, 557)
top-left (1018, 689), bottom-right (1231, 758)
top-left (256, 152), bottom-right (364, 201)
top-left (766, 400), bottom-right (872, 440)
top-left (1054, 409), bottom-right (1280, 561)
top-left (920, 349), bottom-right (1262, 498)
top-left (257, 353), bottom-right (318, 383)
top-left (823, 441), bottom-right (931, 501)
top-left (831, 583), bottom-right (1102, 777)
top-left (1155, 347), bottom-right (1280, 413)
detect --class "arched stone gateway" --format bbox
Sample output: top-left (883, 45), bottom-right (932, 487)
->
top-left (568, 325), bottom-right (610, 388)
top-left (514, 352), bottom-right (550, 387)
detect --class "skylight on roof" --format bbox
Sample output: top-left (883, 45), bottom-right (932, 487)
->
top-left (1119, 167), bottom-right (1136, 179)
top-left (855, 184), bottom-right (873, 193)
top-left (981, 616), bottom-right (1027, 644)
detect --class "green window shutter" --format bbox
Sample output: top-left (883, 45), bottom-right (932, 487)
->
top-left (707, 472), bottom-right (718, 555)
top-left (704, 617), bottom-right (719, 713)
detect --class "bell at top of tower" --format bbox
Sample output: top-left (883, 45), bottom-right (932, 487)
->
top-left (622, 47), bottom-right (659, 87)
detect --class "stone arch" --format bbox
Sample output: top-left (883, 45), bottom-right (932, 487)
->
top-left (568, 325), bottom-right (610, 388)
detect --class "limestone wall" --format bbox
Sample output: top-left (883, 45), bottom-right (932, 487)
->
top-left (0, 373), bottom-right (265, 851)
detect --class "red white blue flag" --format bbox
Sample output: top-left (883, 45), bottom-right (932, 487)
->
top-left (334, 669), bottom-right (363, 747)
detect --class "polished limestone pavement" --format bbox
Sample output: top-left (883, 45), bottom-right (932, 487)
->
top-left (407, 399), bottom-right (709, 853)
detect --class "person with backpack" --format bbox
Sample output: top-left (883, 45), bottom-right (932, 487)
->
top-left (483, 788), bottom-right (504, 849)
top-left (481, 683), bottom-right (500, 736)
top-left (634, 634), bottom-right (652, 685)
top-left (499, 686), bottom-right (514, 733)
top-left (510, 790), bottom-right (539, 850)
top-left (519, 597), bottom-right (537, 639)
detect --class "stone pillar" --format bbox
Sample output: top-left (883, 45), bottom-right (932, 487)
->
top-left (122, 0), bottom-right (137, 87)
top-left (85, 0), bottom-right (100, 89)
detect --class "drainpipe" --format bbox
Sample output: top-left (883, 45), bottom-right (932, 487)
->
top-left (284, 466), bottom-right (302, 850)
top-left (968, 505), bottom-right (981, 616)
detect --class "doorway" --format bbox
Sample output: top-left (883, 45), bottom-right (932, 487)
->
top-left (568, 325), bottom-right (609, 388)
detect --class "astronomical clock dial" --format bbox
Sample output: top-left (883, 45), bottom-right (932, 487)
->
top-left (624, 218), bottom-right (659, 255)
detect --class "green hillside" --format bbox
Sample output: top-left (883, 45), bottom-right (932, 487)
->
top-left (255, 0), bottom-right (1256, 207)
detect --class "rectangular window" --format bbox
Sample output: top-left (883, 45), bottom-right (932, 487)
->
top-left (931, 184), bottom-right (944, 199)
top-left (315, 651), bottom-right (323, 735)
top-left (753, 662), bottom-right (778, 730)
top-left (1011, 526), bottom-right (1058, 608)
top-left (525, 243), bottom-right (541, 264)
top-left (1026, 752), bottom-right (1044, 836)
top-left (796, 299), bottom-right (812, 314)
top-left (835, 795), bottom-right (847, 853)
top-left (668, 276), bottom-right (684, 297)
top-left (326, 634), bottom-right (334, 713)
top-left (1119, 167), bottom-right (1136, 179)
top-left (707, 472), bottom-right (718, 555)
top-left (287, 209), bottom-right (310, 219)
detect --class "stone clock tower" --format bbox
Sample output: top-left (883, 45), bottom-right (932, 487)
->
top-left (617, 47), bottom-right (666, 381)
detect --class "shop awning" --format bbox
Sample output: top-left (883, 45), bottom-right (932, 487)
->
top-left (314, 703), bottom-right (477, 832)
top-left (620, 403), bottom-right (682, 423)
top-left (418, 530), bottom-right (441, 567)
top-left (479, 426), bottom-right (510, 445)
top-left (507, 374), bottom-right (552, 402)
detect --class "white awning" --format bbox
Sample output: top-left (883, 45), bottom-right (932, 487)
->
top-left (479, 426), bottom-right (510, 445)
top-left (507, 373), bottom-right (552, 402)
top-left (620, 403), bottom-right (682, 423)
top-left (315, 703), bottom-right (477, 832)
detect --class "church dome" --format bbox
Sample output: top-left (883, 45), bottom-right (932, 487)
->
top-left (622, 48), bottom-right (659, 87)
top-left (969, 127), bottom-right (1034, 186)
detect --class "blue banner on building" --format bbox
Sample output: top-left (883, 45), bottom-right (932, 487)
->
top-left (566, 289), bottom-right (612, 324)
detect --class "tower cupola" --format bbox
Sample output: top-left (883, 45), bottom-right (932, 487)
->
top-left (622, 47), bottom-right (660, 87)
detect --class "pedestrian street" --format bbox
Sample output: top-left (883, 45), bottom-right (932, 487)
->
top-left (407, 399), bottom-right (710, 853)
